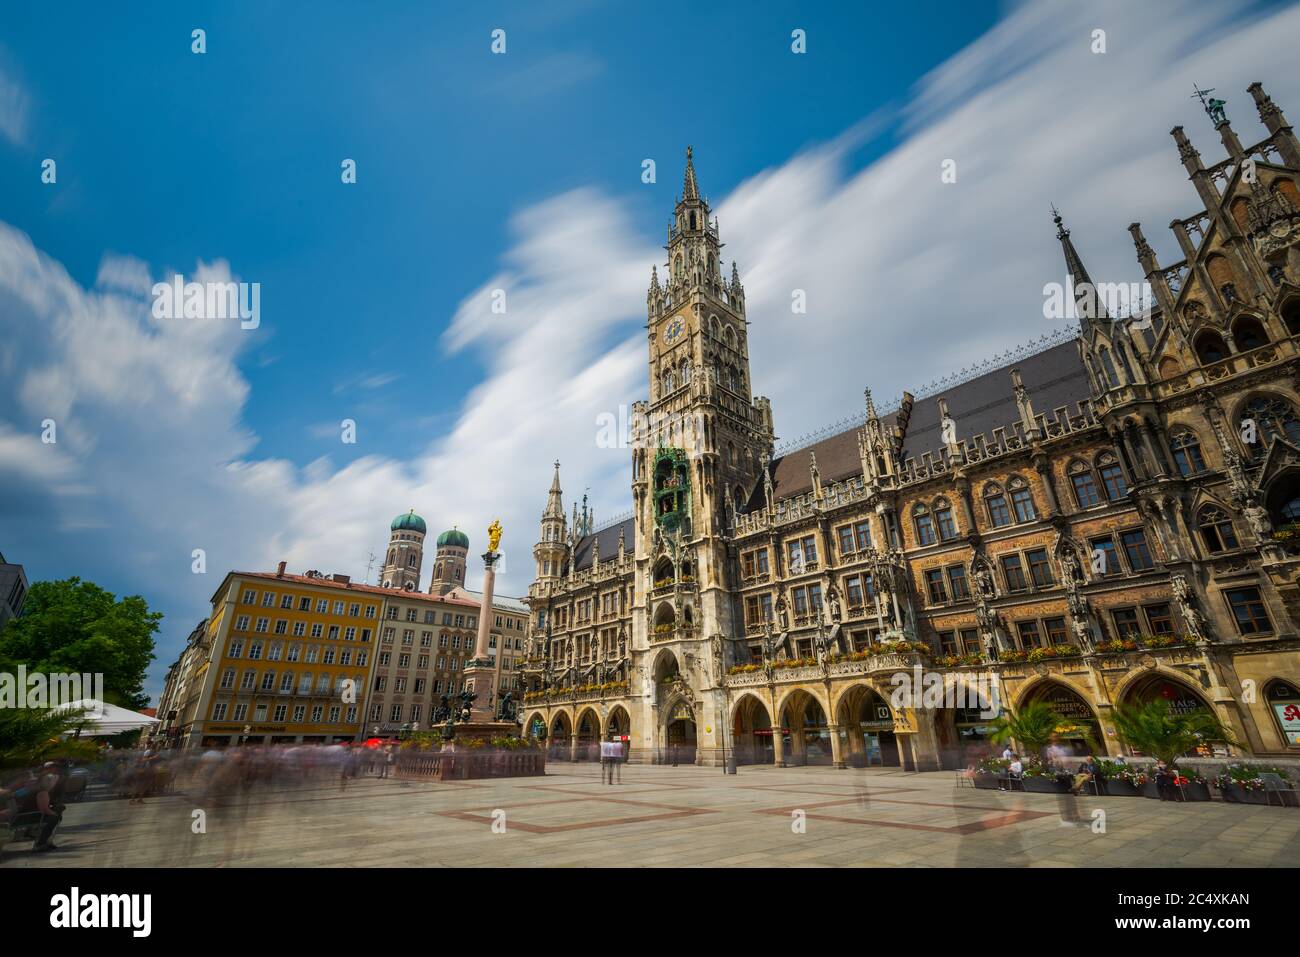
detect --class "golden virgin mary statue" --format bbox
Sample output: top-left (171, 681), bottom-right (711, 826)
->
top-left (487, 519), bottom-right (503, 554)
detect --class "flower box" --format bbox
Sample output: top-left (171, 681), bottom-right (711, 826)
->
top-left (1100, 778), bottom-right (1139, 797)
top-left (1023, 774), bottom-right (1069, 793)
top-left (1140, 780), bottom-right (1211, 802)
top-left (973, 772), bottom-right (1003, 790)
top-left (1218, 783), bottom-right (1270, 805)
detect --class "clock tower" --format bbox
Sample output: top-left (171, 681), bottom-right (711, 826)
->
top-left (634, 147), bottom-right (775, 756)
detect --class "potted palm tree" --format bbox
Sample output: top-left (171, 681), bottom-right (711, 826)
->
top-left (1109, 699), bottom-right (1228, 801)
top-left (988, 701), bottom-right (1071, 792)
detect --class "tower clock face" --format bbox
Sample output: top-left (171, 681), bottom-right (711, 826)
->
top-left (663, 316), bottom-right (685, 345)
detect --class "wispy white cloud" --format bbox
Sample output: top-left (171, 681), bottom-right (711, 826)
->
top-left (0, 63), bottom-right (29, 145)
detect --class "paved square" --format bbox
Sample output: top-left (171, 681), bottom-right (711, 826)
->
top-left (3, 764), bottom-right (1297, 868)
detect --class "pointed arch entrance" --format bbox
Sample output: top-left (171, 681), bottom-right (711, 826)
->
top-left (549, 711), bottom-right (573, 761)
top-left (1118, 671), bottom-right (1223, 758)
top-left (576, 708), bottom-right (600, 761)
top-left (835, 684), bottom-right (900, 767)
top-left (663, 698), bottom-right (697, 764)
top-left (731, 694), bottom-right (774, 765)
top-left (778, 689), bottom-right (832, 766)
top-left (1020, 680), bottom-right (1099, 757)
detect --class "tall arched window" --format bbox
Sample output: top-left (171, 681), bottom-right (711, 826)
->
top-left (1195, 331), bottom-right (1229, 364)
top-left (1282, 299), bottom-right (1300, 336)
top-left (1265, 680), bottom-right (1300, 748)
top-left (1098, 348), bottom-right (1119, 388)
top-left (933, 497), bottom-right (958, 541)
top-left (1170, 431), bottom-right (1206, 476)
top-left (1241, 395), bottom-right (1300, 456)
top-left (680, 359), bottom-right (691, 386)
top-left (1197, 506), bottom-right (1239, 553)
top-left (1233, 317), bottom-right (1269, 351)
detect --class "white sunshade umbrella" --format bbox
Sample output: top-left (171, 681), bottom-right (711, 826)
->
top-left (54, 699), bottom-right (161, 736)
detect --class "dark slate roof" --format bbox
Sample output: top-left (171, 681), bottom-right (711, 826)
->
top-left (749, 339), bottom-right (1089, 508)
top-left (571, 517), bottom-right (635, 572)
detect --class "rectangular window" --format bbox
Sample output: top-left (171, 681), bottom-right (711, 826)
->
top-left (280, 594), bottom-right (293, 609)
top-left (925, 569), bottom-right (947, 604)
top-left (1226, 587), bottom-right (1271, 635)
top-left (1090, 537), bottom-right (1120, 577)
top-left (1000, 554), bottom-right (1027, 592)
top-left (262, 592), bottom-right (276, 607)
top-left (1011, 487), bottom-right (1036, 523)
top-left (1120, 529), bottom-right (1154, 571)
top-left (274, 619), bottom-right (288, 635)
top-left (333, 601), bottom-right (345, 615)
top-left (232, 704), bottom-right (248, 721)
top-left (914, 512), bottom-right (936, 546)
top-left (935, 506), bottom-right (958, 542)
top-left (1144, 603), bottom-right (1173, 635)
top-left (845, 576), bottom-right (863, 608)
top-left (838, 526), bottom-right (855, 556)
top-left (310, 623), bottom-right (322, 638)
top-left (1112, 607), bottom-right (1141, 638)
top-left (228, 640), bottom-right (243, 658)
top-left (960, 628), bottom-right (981, 656)
top-left (938, 631), bottom-right (958, 655)
top-left (235, 615), bottom-right (250, 631)
top-left (987, 494), bottom-right (1011, 528)
top-left (1043, 617), bottom-right (1068, 645)
top-left (298, 597), bottom-right (311, 611)
top-left (947, 565), bottom-right (969, 600)
top-left (248, 641), bottom-right (263, 660)
top-left (1016, 620), bottom-right (1042, 649)
top-left (316, 599), bottom-right (329, 613)
top-left (242, 589), bottom-right (256, 605)
top-left (854, 521), bottom-right (873, 551)
top-left (292, 621), bottom-right (305, 637)
top-left (255, 617), bottom-right (269, 633)
top-left (1100, 463), bottom-right (1128, 501)
top-left (212, 702), bottom-right (228, 720)
top-left (1026, 548), bottom-right (1053, 588)
top-left (273, 705), bottom-right (287, 722)
top-left (1071, 471), bottom-right (1101, 508)
top-left (329, 625), bottom-right (340, 640)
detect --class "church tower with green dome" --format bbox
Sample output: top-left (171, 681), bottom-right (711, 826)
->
top-left (381, 509), bottom-right (426, 591)
top-left (429, 526), bottom-right (470, 596)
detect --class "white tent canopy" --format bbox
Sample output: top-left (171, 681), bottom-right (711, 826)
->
top-left (54, 699), bottom-right (160, 736)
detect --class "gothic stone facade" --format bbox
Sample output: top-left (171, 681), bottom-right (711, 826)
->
top-left (520, 88), bottom-right (1300, 769)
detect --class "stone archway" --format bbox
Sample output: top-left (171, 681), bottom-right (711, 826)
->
top-left (834, 684), bottom-right (900, 768)
top-left (730, 693), bottom-right (774, 766)
top-left (549, 710), bottom-right (574, 761)
top-left (1117, 670), bottom-right (1224, 759)
top-left (524, 711), bottom-right (548, 742)
top-left (575, 708), bottom-right (601, 762)
top-left (1019, 679), bottom-right (1101, 757)
top-left (777, 688), bottom-right (832, 767)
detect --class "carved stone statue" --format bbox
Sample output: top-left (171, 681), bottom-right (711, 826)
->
top-left (973, 563), bottom-right (996, 600)
top-left (496, 690), bottom-right (517, 723)
top-left (828, 587), bottom-right (842, 623)
top-left (1071, 615), bottom-right (1093, 652)
top-left (1243, 502), bottom-right (1273, 541)
top-left (1171, 574), bottom-right (1208, 642)
top-left (776, 597), bottom-right (789, 631)
top-left (1061, 549), bottom-right (1081, 585)
top-left (433, 695), bottom-right (452, 723)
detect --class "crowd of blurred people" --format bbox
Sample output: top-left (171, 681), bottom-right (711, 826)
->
top-left (2, 742), bottom-right (402, 859)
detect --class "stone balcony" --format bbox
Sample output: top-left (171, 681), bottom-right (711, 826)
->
top-left (725, 652), bottom-right (926, 688)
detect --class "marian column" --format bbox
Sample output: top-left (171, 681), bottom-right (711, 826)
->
top-left (464, 519), bottom-right (503, 722)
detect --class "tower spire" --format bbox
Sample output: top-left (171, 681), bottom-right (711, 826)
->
top-left (682, 145), bottom-right (699, 201)
top-left (1053, 206), bottom-right (1109, 333)
top-left (543, 460), bottom-right (564, 520)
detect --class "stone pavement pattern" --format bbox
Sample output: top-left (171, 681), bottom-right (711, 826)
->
top-left (4, 765), bottom-right (1298, 867)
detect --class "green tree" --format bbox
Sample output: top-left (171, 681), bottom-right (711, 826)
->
top-left (0, 578), bottom-right (160, 710)
top-left (1110, 698), bottom-right (1233, 765)
top-left (989, 700), bottom-right (1069, 759)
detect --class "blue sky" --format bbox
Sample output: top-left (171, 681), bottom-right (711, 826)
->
top-left (2, 0), bottom-right (1297, 700)
top-left (1, 0), bottom-right (993, 466)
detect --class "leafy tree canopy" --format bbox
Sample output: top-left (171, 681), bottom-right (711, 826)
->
top-left (0, 578), bottom-right (160, 710)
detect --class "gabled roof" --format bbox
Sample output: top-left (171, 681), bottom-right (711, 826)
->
top-left (749, 338), bottom-right (1090, 509)
top-left (572, 517), bottom-right (635, 572)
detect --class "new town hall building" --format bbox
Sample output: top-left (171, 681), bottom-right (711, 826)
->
top-left (519, 85), bottom-right (1300, 770)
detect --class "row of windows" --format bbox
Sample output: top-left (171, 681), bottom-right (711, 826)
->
top-left (218, 669), bottom-right (364, 694)
top-left (241, 588), bottom-right (378, 618)
top-left (936, 586), bottom-right (1272, 650)
top-left (385, 606), bottom-right (477, 628)
top-left (211, 701), bottom-right (358, 724)
top-left (226, 639), bottom-right (370, 665)
top-left (232, 616), bottom-right (372, 641)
